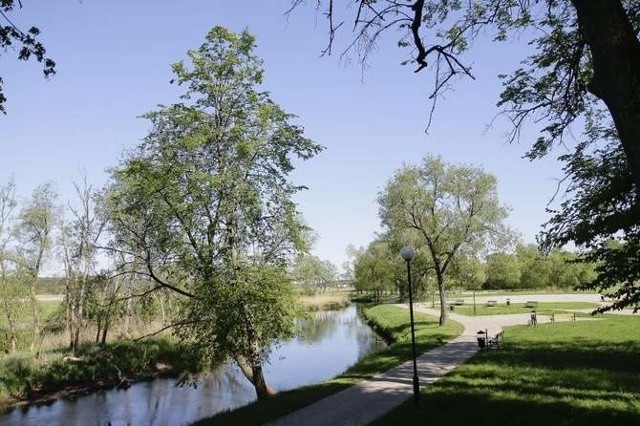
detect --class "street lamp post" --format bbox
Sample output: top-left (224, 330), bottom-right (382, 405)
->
top-left (400, 246), bottom-right (419, 405)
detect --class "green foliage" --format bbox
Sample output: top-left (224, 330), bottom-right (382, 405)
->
top-left (378, 155), bottom-right (512, 323)
top-left (352, 239), bottom-right (403, 298)
top-left (516, 244), bottom-right (552, 289)
top-left (107, 26), bottom-right (322, 396)
top-left (178, 264), bottom-right (299, 367)
top-left (541, 112), bottom-right (640, 312)
top-left (484, 252), bottom-right (521, 289)
top-left (291, 255), bottom-right (337, 293)
top-left (0, 337), bottom-right (199, 400)
top-left (375, 316), bottom-right (640, 425)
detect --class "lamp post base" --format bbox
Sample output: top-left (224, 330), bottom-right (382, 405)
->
top-left (413, 374), bottom-right (420, 404)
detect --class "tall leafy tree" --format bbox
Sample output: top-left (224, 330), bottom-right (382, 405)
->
top-left (16, 182), bottom-right (58, 353)
top-left (107, 27), bottom-right (322, 399)
top-left (485, 252), bottom-right (521, 290)
top-left (0, 178), bottom-right (22, 352)
top-left (352, 239), bottom-right (400, 299)
top-left (292, 0), bottom-right (640, 194)
top-left (378, 155), bottom-right (511, 325)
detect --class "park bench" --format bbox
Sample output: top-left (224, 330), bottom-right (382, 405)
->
top-left (524, 301), bottom-right (538, 308)
top-left (485, 300), bottom-right (497, 307)
top-left (453, 299), bottom-right (464, 306)
top-left (487, 330), bottom-right (504, 349)
top-left (550, 313), bottom-right (576, 323)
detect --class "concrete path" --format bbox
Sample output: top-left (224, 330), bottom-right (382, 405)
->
top-left (266, 294), bottom-right (616, 426)
top-left (265, 306), bottom-right (499, 426)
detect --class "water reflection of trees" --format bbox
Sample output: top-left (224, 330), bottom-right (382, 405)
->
top-left (295, 310), bottom-right (340, 343)
top-left (295, 307), bottom-right (385, 359)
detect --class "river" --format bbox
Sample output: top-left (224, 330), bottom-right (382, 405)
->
top-left (0, 305), bottom-right (385, 426)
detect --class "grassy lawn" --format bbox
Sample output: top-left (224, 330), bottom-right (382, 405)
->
top-left (194, 305), bottom-right (463, 426)
top-left (450, 301), bottom-right (599, 316)
top-left (374, 315), bottom-right (640, 425)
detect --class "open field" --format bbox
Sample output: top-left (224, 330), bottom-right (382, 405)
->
top-left (374, 315), bottom-right (640, 425)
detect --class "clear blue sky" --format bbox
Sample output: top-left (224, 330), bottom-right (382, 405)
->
top-left (2, 0), bottom-right (570, 271)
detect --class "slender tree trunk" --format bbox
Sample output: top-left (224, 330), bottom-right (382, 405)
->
top-left (124, 278), bottom-right (133, 335)
top-left (1, 299), bottom-right (17, 352)
top-left (159, 293), bottom-right (166, 324)
top-left (101, 325), bottom-right (108, 345)
top-left (28, 274), bottom-right (41, 353)
top-left (437, 272), bottom-right (447, 326)
top-left (572, 0), bottom-right (640, 193)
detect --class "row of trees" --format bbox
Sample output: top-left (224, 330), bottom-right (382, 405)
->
top-left (0, 176), bottom-right (171, 355)
top-left (291, 254), bottom-right (339, 293)
top-left (483, 245), bottom-right (595, 289)
top-left (352, 242), bottom-right (596, 295)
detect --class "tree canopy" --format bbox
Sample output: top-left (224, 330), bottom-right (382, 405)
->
top-left (293, 0), bottom-right (640, 194)
top-left (106, 27), bottom-right (322, 398)
top-left (378, 155), bottom-right (511, 324)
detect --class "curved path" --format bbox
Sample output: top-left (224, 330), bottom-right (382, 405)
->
top-left (265, 305), bottom-right (509, 426)
top-left (266, 296), bottom-right (609, 426)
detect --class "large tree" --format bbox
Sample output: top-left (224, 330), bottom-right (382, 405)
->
top-left (541, 112), bottom-right (638, 311)
top-left (378, 155), bottom-right (511, 325)
top-left (0, 0), bottom-right (55, 113)
top-left (291, 0), bottom-right (640, 195)
top-left (107, 27), bottom-right (322, 399)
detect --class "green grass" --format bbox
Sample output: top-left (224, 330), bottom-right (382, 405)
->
top-left (0, 337), bottom-right (199, 406)
top-left (374, 315), bottom-right (640, 425)
top-left (450, 301), bottom-right (599, 316)
top-left (194, 305), bottom-right (463, 426)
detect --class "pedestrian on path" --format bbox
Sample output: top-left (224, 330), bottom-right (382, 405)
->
top-left (530, 311), bottom-right (538, 326)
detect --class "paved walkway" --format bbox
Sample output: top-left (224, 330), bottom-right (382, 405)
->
top-left (265, 306), bottom-right (513, 426)
top-left (265, 297), bottom-right (612, 426)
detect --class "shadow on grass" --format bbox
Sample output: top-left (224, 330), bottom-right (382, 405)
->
top-left (375, 324), bottom-right (640, 426)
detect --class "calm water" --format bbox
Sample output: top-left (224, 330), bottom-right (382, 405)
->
top-left (1, 305), bottom-right (385, 426)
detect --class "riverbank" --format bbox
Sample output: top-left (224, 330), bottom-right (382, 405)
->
top-left (297, 291), bottom-right (351, 311)
top-left (0, 337), bottom-right (199, 411)
top-left (194, 304), bottom-right (463, 426)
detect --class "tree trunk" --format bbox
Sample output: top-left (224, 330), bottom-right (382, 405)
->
top-left (28, 274), bottom-right (41, 353)
top-left (437, 273), bottom-right (447, 326)
top-left (101, 326), bottom-right (108, 345)
top-left (124, 279), bottom-right (133, 335)
top-left (234, 354), bottom-right (276, 399)
top-left (572, 0), bottom-right (640, 193)
top-left (2, 300), bottom-right (17, 353)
